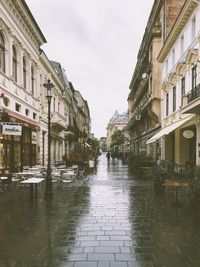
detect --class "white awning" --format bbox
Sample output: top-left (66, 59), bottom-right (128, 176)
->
top-left (146, 115), bottom-right (194, 144)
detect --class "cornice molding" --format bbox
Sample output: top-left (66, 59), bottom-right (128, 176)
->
top-left (2, 0), bottom-right (46, 51)
top-left (158, 0), bottom-right (198, 63)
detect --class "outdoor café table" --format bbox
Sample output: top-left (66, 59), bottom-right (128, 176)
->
top-left (20, 178), bottom-right (44, 195)
top-left (162, 181), bottom-right (189, 207)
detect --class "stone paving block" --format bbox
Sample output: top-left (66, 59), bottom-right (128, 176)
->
top-left (100, 241), bottom-right (124, 247)
top-left (95, 246), bottom-right (120, 253)
top-left (110, 235), bottom-right (132, 241)
top-left (88, 231), bottom-right (105, 236)
top-left (68, 253), bottom-right (88, 261)
top-left (88, 253), bottom-right (115, 261)
top-left (120, 247), bottom-right (131, 253)
top-left (74, 262), bottom-right (98, 267)
top-left (80, 241), bottom-right (99, 247)
top-left (105, 231), bottom-right (127, 236)
top-left (84, 247), bottom-right (95, 253)
top-left (96, 235), bottom-right (110, 241)
top-left (110, 262), bottom-right (128, 267)
top-left (98, 262), bottom-right (110, 267)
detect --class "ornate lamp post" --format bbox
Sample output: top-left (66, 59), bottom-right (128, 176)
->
top-left (43, 79), bottom-right (54, 196)
top-left (135, 112), bottom-right (141, 160)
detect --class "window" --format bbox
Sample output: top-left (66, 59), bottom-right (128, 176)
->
top-left (25, 109), bottom-right (29, 116)
top-left (192, 66), bottom-right (197, 90)
top-left (166, 93), bottom-right (169, 116)
top-left (192, 16), bottom-right (196, 40)
top-left (15, 103), bottom-right (21, 112)
top-left (0, 32), bottom-right (5, 72)
top-left (181, 77), bottom-right (185, 106)
top-left (12, 45), bottom-right (17, 82)
top-left (31, 66), bottom-right (35, 95)
top-left (180, 35), bottom-right (184, 55)
top-left (23, 57), bottom-right (26, 89)
top-left (3, 97), bottom-right (9, 107)
top-left (173, 86), bottom-right (176, 112)
top-left (58, 102), bottom-right (60, 113)
top-left (33, 112), bottom-right (37, 119)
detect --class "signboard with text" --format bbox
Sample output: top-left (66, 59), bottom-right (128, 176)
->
top-left (2, 124), bottom-right (22, 136)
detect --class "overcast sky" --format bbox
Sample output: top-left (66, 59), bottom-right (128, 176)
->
top-left (26, 0), bottom-right (154, 138)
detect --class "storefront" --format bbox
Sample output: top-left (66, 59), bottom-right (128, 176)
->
top-left (0, 110), bottom-right (38, 172)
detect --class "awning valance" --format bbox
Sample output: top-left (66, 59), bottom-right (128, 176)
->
top-left (146, 115), bottom-right (194, 144)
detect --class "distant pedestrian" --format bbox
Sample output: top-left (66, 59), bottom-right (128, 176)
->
top-left (106, 152), bottom-right (111, 160)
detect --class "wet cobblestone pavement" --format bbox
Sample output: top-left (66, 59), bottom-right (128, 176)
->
top-left (1, 154), bottom-right (200, 266)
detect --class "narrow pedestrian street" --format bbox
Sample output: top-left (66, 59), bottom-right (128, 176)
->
top-left (0, 154), bottom-right (200, 267)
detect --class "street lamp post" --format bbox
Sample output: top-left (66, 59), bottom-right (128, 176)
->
top-left (43, 79), bottom-right (54, 196)
top-left (135, 113), bottom-right (141, 160)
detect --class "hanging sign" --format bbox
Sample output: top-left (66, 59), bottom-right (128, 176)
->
top-left (32, 131), bottom-right (37, 144)
top-left (183, 130), bottom-right (194, 139)
top-left (2, 124), bottom-right (22, 136)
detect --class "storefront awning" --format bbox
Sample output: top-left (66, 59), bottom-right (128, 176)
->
top-left (146, 115), bottom-right (194, 144)
top-left (5, 108), bottom-right (38, 129)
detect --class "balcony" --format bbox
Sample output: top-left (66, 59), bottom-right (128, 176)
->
top-left (64, 125), bottom-right (74, 137)
top-left (51, 112), bottom-right (67, 131)
top-left (182, 83), bottom-right (200, 114)
top-left (132, 77), bottom-right (149, 108)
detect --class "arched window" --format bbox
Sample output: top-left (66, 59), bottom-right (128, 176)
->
top-left (23, 56), bottom-right (26, 89)
top-left (31, 65), bottom-right (35, 95)
top-left (12, 45), bottom-right (17, 82)
top-left (0, 32), bottom-right (5, 73)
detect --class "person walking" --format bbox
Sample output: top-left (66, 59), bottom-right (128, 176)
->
top-left (106, 152), bottom-right (111, 160)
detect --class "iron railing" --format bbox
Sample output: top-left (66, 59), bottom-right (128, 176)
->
top-left (187, 83), bottom-right (200, 103)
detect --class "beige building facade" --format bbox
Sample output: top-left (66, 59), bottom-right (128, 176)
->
top-left (148, 0), bottom-right (200, 167)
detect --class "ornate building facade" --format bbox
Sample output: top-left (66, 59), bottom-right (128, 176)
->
top-left (0, 0), bottom-right (91, 172)
top-left (148, 0), bottom-right (200, 167)
top-left (106, 111), bottom-right (128, 150)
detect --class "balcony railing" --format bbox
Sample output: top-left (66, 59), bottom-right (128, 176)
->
top-left (187, 83), bottom-right (200, 103)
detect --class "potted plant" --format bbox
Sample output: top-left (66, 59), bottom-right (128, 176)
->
top-left (150, 160), bottom-right (169, 195)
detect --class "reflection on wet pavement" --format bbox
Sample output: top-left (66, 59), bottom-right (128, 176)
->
top-left (0, 154), bottom-right (200, 266)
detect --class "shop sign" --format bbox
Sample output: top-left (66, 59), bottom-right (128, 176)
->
top-left (32, 131), bottom-right (37, 144)
top-left (2, 124), bottom-right (22, 136)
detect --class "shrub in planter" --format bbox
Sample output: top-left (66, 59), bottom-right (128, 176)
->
top-left (149, 160), bottom-right (170, 195)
